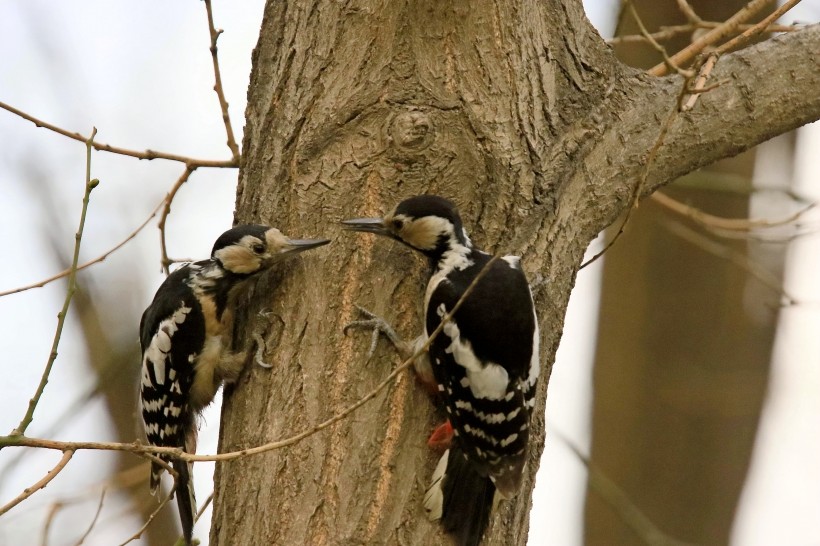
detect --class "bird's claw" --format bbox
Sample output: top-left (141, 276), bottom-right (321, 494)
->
top-left (344, 304), bottom-right (407, 361)
top-left (253, 309), bottom-right (275, 368)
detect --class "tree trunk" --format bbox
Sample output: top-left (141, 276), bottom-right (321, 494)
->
top-left (210, 1), bottom-right (820, 543)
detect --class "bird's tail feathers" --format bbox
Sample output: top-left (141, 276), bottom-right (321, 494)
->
top-left (423, 446), bottom-right (496, 546)
top-left (173, 458), bottom-right (196, 546)
top-left (149, 460), bottom-right (163, 496)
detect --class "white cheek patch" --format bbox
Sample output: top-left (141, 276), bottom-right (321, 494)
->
top-left (438, 304), bottom-right (510, 400)
top-left (264, 228), bottom-right (289, 253)
top-left (400, 216), bottom-right (453, 250)
top-left (142, 305), bottom-right (191, 386)
top-left (214, 244), bottom-right (261, 274)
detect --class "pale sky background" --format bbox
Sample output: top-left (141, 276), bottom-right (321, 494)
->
top-left (0, 2), bottom-right (817, 545)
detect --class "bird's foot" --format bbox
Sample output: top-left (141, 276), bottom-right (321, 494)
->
top-left (253, 309), bottom-right (278, 369)
top-left (343, 304), bottom-right (411, 361)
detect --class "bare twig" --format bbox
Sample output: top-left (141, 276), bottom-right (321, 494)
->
top-left (552, 429), bottom-right (696, 546)
top-left (649, 0), bottom-right (774, 76)
top-left (203, 0), bottom-right (240, 162)
top-left (675, 0), bottom-right (702, 25)
top-left (0, 101), bottom-right (237, 168)
top-left (40, 501), bottom-right (66, 546)
top-left (715, 0), bottom-right (803, 55)
top-left (195, 492), bottom-right (214, 522)
top-left (609, 21), bottom-right (800, 45)
top-left (0, 450), bottom-right (74, 516)
top-left (72, 488), bottom-right (106, 546)
top-left (118, 483), bottom-right (177, 546)
top-left (171, 492), bottom-right (215, 546)
top-left (10, 129), bottom-right (100, 436)
top-left (651, 191), bottom-right (815, 231)
top-left (626, 1), bottom-right (694, 77)
top-left (158, 165), bottom-right (197, 275)
top-left (0, 197), bottom-right (165, 298)
top-left (664, 218), bottom-right (797, 305)
top-left (581, 75), bottom-right (693, 269)
top-left (0, 257), bottom-right (501, 463)
top-left (681, 53), bottom-right (719, 111)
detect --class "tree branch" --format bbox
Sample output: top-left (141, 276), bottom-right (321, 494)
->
top-left (0, 197), bottom-right (164, 298)
top-left (0, 101), bottom-right (237, 168)
top-left (0, 450), bottom-right (74, 516)
top-left (158, 165), bottom-right (198, 275)
top-left (648, 0), bottom-right (781, 76)
top-left (647, 24), bottom-right (820, 192)
top-left (583, 24), bottom-right (820, 237)
top-left (10, 129), bottom-right (100, 436)
top-left (203, 0), bottom-right (241, 162)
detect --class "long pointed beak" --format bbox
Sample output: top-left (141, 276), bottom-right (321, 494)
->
top-left (340, 217), bottom-right (388, 236)
top-left (280, 238), bottom-right (331, 255)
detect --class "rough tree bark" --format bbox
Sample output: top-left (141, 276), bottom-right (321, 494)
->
top-left (209, 1), bottom-right (819, 544)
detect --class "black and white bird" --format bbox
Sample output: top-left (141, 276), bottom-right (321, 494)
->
top-left (343, 195), bottom-right (540, 546)
top-left (139, 224), bottom-right (328, 545)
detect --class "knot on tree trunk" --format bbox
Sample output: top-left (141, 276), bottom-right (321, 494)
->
top-left (389, 109), bottom-right (434, 153)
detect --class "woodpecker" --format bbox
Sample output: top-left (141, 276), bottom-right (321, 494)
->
top-left (343, 196), bottom-right (540, 546)
top-left (139, 224), bottom-right (329, 545)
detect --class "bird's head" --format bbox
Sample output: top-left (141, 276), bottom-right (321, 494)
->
top-left (342, 195), bottom-right (470, 257)
top-left (211, 224), bottom-right (329, 275)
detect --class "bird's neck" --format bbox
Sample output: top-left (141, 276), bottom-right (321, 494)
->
top-left (430, 238), bottom-right (473, 273)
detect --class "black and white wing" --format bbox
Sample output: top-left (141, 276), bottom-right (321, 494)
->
top-left (139, 265), bottom-right (204, 491)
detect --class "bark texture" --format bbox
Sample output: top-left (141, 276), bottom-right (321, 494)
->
top-left (210, 0), bottom-right (820, 543)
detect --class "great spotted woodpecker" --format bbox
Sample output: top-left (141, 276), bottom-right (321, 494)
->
top-left (343, 195), bottom-right (540, 546)
top-left (139, 224), bottom-right (328, 544)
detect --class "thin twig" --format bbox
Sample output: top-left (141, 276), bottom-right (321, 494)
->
top-left (195, 492), bottom-right (214, 522)
top-left (715, 0), bottom-right (803, 55)
top-left (681, 53), bottom-right (719, 111)
top-left (40, 501), bottom-right (65, 546)
top-left (0, 450), bottom-right (74, 516)
top-left (651, 191), bottom-right (815, 231)
top-left (171, 492), bottom-right (215, 546)
top-left (0, 197), bottom-right (165, 298)
top-left (0, 257), bottom-right (501, 463)
top-left (0, 101), bottom-right (237, 168)
top-left (675, 0), bottom-right (702, 24)
top-left (580, 75), bottom-right (692, 269)
top-left (610, 24), bottom-right (699, 45)
top-left (648, 0), bottom-right (773, 76)
top-left (159, 165), bottom-right (197, 275)
top-left (626, 1), bottom-right (693, 77)
top-left (10, 129), bottom-right (100, 436)
top-left (203, 0), bottom-right (240, 162)
top-left (552, 429), bottom-right (696, 546)
top-left (118, 483), bottom-right (177, 546)
top-left (664, 218), bottom-right (797, 305)
top-left (72, 488), bottom-right (106, 546)
top-left (609, 21), bottom-right (799, 45)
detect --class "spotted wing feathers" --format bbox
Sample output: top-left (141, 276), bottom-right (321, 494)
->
top-left (139, 266), bottom-right (204, 493)
top-left (426, 252), bottom-right (538, 496)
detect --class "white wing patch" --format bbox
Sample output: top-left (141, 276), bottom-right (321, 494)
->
top-left (437, 304), bottom-right (509, 400)
top-left (142, 304), bottom-right (192, 387)
top-left (423, 449), bottom-right (450, 521)
top-left (501, 255), bottom-right (521, 269)
top-left (454, 399), bottom-right (515, 424)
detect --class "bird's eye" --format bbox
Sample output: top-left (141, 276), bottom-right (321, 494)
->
top-left (391, 218), bottom-right (404, 231)
top-left (251, 243), bottom-right (265, 254)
